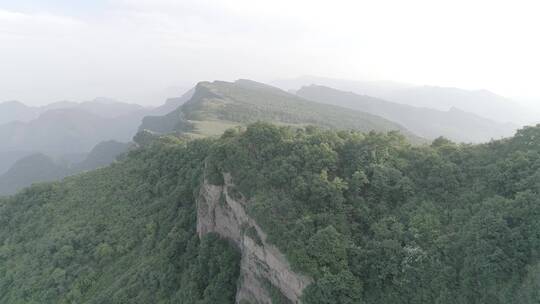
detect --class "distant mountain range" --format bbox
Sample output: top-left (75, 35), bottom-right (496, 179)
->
top-left (273, 75), bottom-right (412, 98)
top-left (0, 150), bottom-right (34, 175)
top-left (0, 140), bottom-right (131, 195)
top-left (0, 101), bottom-right (40, 125)
top-left (274, 75), bottom-right (540, 125)
top-left (0, 153), bottom-right (68, 196)
top-left (0, 98), bottom-right (147, 125)
top-left (0, 95), bottom-right (189, 175)
top-left (380, 86), bottom-right (536, 125)
top-left (297, 85), bottom-right (517, 143)
top-left (0, 108), bottom-right (138, 155)
top-left (0, 92), bottom-right (192, 194)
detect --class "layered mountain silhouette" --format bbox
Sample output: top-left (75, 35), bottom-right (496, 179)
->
top-left (0, 101), bottom-right (39, 125)
top-left (73, 140), bottom-right (131, 172)
top-left (381, 86), bottom-right (536, 125)
top-left (0, 108), bottom-right (136, 156)
top-left (297, 85), bottom-right (517, 143)
top-left (0, 96), bottom-right (189, 174)
top-left (0, 98), bottom-right (147, 125)
top-left (0, 150), bottom-right (34, 175)
top-left (273, 75), bottom-right (412, 98)
top-left (274, 75), bottom-right (540, 125)
top-left (0, 93), bottom-right (191, 194)
top-left (41, 98), bottom-right (146, 118)
top-left (0, 153), bottom-right (68, 195)
top-left (0, 140), bottom-right (130, 195)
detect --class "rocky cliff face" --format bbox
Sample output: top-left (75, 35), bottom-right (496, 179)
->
top-left (197, 173), bottom-right (312, 304)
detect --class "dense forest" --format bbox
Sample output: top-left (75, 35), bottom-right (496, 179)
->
top-left (0, 137), bottom-right (239, 303)
top-left (205, 123), bottom-right (540, 303)
top-left (2, 123), bottom-right (540, 303)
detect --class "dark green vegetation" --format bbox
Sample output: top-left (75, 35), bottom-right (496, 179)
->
top-left (297, 85), bottom-right (516, 143)
top-left (206, 123), bottom-right (540, 303)
top-left (139, 80), bottom-right (420, 141)
top-left (3, 122), bottom-right (540, 303)
top-left (0, 138), bottom-right (239, 303)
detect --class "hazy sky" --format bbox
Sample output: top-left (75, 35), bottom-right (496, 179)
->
top-left (0, 0), bottom-right (539, 106)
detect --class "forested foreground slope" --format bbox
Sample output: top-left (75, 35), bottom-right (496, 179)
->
top-left (2, 123), bottom-right (540, 303)
top-left (0, 137), bottom-right (240, 304)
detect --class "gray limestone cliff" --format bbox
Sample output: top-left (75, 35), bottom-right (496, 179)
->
top-left (197, 173), bottom-right (312, 304)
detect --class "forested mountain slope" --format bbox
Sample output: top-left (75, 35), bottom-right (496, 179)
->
top-left (0, 154), bottom-right (69, 196)
top-left (0, 137), bottom-right (240, 303)
top-left (2, 123), bottom-right (540, 303)
top-left (297, 85), bottom-right (517, 142)
top-left (139, 79), bottom-right (420, 142)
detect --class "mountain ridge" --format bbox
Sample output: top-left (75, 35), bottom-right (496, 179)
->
top-left (274, 75), bottom-right (540, 125)
top-left (139, 79), bottom-right (422, 142)
top-left (297, 85), bottom-right (517, 143)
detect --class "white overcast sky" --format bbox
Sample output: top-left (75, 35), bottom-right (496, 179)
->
top-left (0, 0), bottom-right (539, 106)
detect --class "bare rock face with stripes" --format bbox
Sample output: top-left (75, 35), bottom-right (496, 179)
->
top-left (197, 173), bottom-right (312, 304)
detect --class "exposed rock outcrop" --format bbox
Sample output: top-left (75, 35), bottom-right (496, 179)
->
top-left (197, 173), bottom-right (312, 304)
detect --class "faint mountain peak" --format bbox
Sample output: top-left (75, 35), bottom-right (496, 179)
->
top-left (88, 97), bottom-right (122, 104)
top-left (0, 100), bottom-right (40, 124)
top-left (273, 75), bottom-right (413, 92)
top-left (1, 100), bottom-right (28, 107)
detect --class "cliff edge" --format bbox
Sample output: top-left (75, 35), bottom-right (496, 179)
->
top-left (197, 173), bottom-right (312, 304)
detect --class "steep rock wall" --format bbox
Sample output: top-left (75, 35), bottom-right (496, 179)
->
top-left (197, 173), bottom-right (312, 303)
